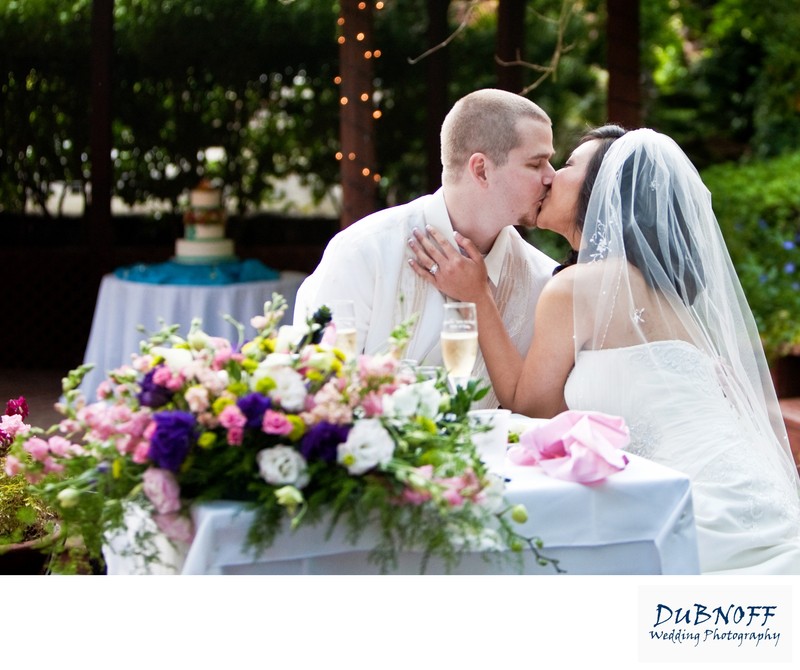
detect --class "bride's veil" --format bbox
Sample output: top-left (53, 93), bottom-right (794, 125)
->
top-left (573, 128), bottom-right (799, 486)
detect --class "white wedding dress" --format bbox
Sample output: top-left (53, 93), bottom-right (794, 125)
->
top-left (564, 340), bottom-right (800, 574)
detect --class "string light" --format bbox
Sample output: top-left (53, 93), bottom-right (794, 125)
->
top-left (336, 0), bottom-right (386, 207)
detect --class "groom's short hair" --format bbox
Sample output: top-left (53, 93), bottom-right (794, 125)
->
top-left (440, 88), bottom-right (550, 184)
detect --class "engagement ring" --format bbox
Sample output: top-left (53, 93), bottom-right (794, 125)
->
top-left (429, 263), bottom-right (439, 276)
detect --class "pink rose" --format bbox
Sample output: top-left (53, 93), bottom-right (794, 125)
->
top-left (360, 392), bottom-right (384, 418)
top-left (262, 409), bottom-right (293, 436)
top-left (142, 467), bottom-right (182, 514)
top-left (23, 436), bottom-right (50, 461)
top-left (3, 455), bottom-right (21, 476)
top-left (46, 435), bottom-right (74, 458)
top-left (218, 404), bottom-right (246, 429)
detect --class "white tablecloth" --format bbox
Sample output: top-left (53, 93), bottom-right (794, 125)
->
top-left (105, 450), bottom-right (700, 575)
top-left (79, 271), bottom-right (306, 401)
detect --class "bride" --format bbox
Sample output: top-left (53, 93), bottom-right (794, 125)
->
top-left (408, 127), bottom-right (800, 574)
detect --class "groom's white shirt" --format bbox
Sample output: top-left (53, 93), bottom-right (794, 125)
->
top-left (293, 189), bottom-right (557, 408)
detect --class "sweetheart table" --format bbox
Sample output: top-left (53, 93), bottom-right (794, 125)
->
top-left (104, 448), bottom-right (701, 575)
top-left (79, 269), bottom-right (307, 401)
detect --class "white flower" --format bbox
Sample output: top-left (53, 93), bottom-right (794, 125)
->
top-left (187, 329), bottom-right (211, 351)
top-left (337, 418), bottom-right (395, 475)
top-left (383, 380), bottom-right (442, 419)
top-left (251, 360), bottom-right (307, 412)
top-left (274, 324), bottom-right (307, 352)
top-left (257, 446), bottom-right (310, 488)
top-left (150, 346), bottom-right (193, 373)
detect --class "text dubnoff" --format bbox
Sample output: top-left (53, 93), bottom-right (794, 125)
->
top-left (638, 585), bottom-right (792, 662)
top-left (650, 603), bottom-right (780, 648)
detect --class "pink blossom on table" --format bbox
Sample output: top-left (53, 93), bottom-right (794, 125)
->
top-left (508, 410), bottom-right (630, 484)
top-left (3, 454), bottom-right (22, 476)
top-left (23, 436), bottom-right (50, 461)
top-left (152, 366), bottom-right (173, 387)
top-left (358, 353), bottom-right (397, 377)
top-left (132, 439), bottom-right (150, 464)
top-left (47, 435), bottom-right (76, 458)
top-left (218, 404), bottom-right (246, 446)
top-left (0, 413), bottom-right (32, 440)
top-left (42, 456), bottom-right (64, 474)
top-left (23, 435), bottom-right (83, 463)
top-left (300, 379), bottom-right (354, 425)
top-left (400, 464), bottom-right (434, 504)
top-left (250, 315), bottom-right (268, 331)
top-left (96, 380), bottom-right (113, 400)
top-left (212, 350), bottom-right (233, 369)
top-left (58, 417), bottom-right (82, 434)
top-left (184, 385), bottom-right (210, 413)
top-left (262, 409), bottom-right (293, 436)
top-left (360, 391), bottom-right (384, 418)
top-left (438, 469), bottom-right (481, 507)
top-left (142, 467), bottom-right (182, 514)
top-left (153, 512), bottom-right (194, 544)
top-left (196, 411), bottom-right (219, 430)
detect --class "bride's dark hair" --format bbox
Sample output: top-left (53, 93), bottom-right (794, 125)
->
top-left (617, 143), bottom-right (705, 305)
top-left (553, 124), bottom-right (627, 275)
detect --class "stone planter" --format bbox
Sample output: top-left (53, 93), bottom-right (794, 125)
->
top-left (0, 526), bottom-right (61, 575)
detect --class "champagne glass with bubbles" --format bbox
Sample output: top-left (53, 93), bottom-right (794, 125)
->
top-left (441, 302), bottom-right (478, 391)
top-left (329, 300), bottom-right (358, 360)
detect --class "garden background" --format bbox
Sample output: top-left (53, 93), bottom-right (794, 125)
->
top-left (1, 0), bottom-right (799, 384)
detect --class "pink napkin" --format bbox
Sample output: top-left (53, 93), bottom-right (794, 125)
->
top-left (508, 410), bottom-right (630, 483)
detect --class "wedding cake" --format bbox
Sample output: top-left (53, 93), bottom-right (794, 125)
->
top-left (174, 180), bottom-right (236, 264)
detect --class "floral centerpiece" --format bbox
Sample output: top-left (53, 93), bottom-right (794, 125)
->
top-left (5, 295), bottom-right (554, 574)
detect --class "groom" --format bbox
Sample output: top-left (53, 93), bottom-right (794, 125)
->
top-left (292, 88), bottom-right (558, 409)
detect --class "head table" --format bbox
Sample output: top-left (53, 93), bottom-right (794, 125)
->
top-left (104, 440), bottom-right (700, 575)
top-left (79, 264), bottom-right (307, 402)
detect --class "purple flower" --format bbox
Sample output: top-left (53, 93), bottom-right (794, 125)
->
top-left (138, 367), bottom-right (173, 408)
top-left (299, 421), bottom-right (351, 464)
top-left (0, 428), bottom-right (10, 449)
top-left (148, 411), bottom-right (196, 472)
top-left (784, 262), bottom-right (796, 274)
top-left (237, 393), bottom-right (272, 429)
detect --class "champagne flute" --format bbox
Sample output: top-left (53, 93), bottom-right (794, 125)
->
top-left (440, 302), bottom-right (478, 391)
top-left (329, 300), bottom-right (358, 360)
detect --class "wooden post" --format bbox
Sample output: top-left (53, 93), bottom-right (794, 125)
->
top-left (495, 0), bottom-right (526, 93)
top-left (337, 0), bottom-right (379, 228)
top-left (607, 0), bottom-right (641, 129)
top-left (425, 0), bottom-right (450, 193)
top-left (88, 0), bottom-right (114, 273)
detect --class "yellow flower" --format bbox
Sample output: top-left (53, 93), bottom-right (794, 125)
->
top-left (227, 381), bottom-right (248, 396)
top-left (212, 397), bottom-right (234, 415)
top-left (254, 377), bottom-right (276, 394)
top-left (112, 459), bottom-right (122, 479)
top-left (240, 358), bottom-right (259, 374)
top-left (198, 432), bottom-right (217, 449)
top-left (286, 415), bottom-right (306, 441)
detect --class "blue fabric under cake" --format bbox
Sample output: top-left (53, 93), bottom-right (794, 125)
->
top-left (114, 259), bottom-right (280, 285)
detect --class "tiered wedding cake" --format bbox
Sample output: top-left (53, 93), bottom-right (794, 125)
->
top-left (174, 180), bottom-right (236, 264)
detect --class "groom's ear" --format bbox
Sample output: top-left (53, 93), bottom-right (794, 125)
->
top-left (467, 152), bottom-right (489, 187)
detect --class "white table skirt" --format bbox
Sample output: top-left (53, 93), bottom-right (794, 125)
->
top-left (105, 450), bottom-right (700, 576)
top-left (79, 271), bottom-right (306, 401)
